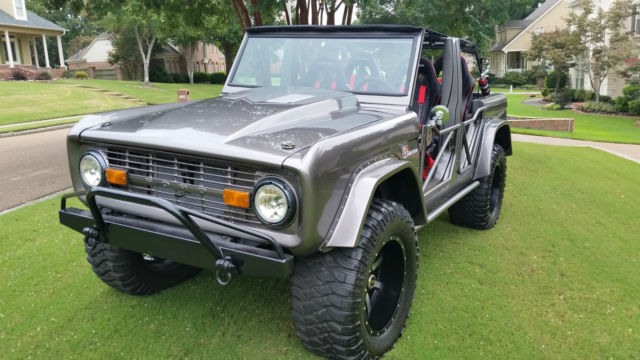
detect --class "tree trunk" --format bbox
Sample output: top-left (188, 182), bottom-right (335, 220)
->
top-left (311, 0), bottom-right (319, 25)
top-left (222, 42), bottom-right (235, 74)
top-left (250, 0), bottom-right (262, 26)
top-left (284, 2), bottom-right (291, 25)
top-left (135, 26), bottom-right (156, 86)
top-left (232, 0), bottom-right (251, 31)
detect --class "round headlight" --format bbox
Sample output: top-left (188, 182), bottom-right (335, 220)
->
top-left (253, 179), bottom-right (296, 228)
top-left (79, 152), bottom-right (105, 188)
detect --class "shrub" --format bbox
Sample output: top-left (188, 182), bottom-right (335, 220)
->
top-left (541, 88), bottom-right (553, 97)
top-left (614, 96), bottom-right (628, 113)
top-left (170, 73), bottom-right (188, 83)
top-left (502, 71), bottom-right (527, 87)
top-left (524, 65), bottom-right (547, 85)
top-left (543, 103), bottom-right (563, 110)
top-left (573, 89), bottom-right (595, 102)
top-left (35, 71), bottom-right (52, 80)
top-left (149, 66), bottom-right (170, 83)
top-left (210, 72), bottom-right (227, 84)
top-left (11, 70), bottom-right (27, 81)
top-left (545, 70), bottom-right (569, 90)
top-left (599, 95), bottom-right (612, 103)
top-left (193, 72), bottom-right (209, 83)
top-left (543, 94), bottom-right (554, 102)
top-left (622, 84), bottom-right (640, 101)
top-left (552, 88), bottom-right (573, 107)
top-left (487, 73), bottom-right (503, 86)
top-left (62, 70), bottom-right (74, 79)
top-left (74, 71), bottom-right (88, 79)
top-left (628, 99), bottom-right (640, 115)
top-left (581, 101), bottom-right (617, 114)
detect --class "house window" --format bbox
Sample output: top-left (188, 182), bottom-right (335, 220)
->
top-left (2, 36), bottom-right (20, 64)
top-left (633, 5), bottom-right (640, 35)
top-left (13, 0), bottom-right (27, 20)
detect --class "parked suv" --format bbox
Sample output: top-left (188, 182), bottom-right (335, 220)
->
top-left (59, 25), bottom-right (511, 359)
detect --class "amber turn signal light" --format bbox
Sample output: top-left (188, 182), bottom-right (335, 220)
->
top-left (223, 189), bottom-right (250, 208)
top-left (105, 168), bottom-right (127, 186)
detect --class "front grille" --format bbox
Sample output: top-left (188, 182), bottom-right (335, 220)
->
top-left (102, 146), bottom-right (262, 226)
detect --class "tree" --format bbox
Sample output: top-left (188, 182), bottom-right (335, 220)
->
top-left (567, 0), bottom-right (636, 102)
top-left (527, 29), bottom-right (582, 93)
top-left (87, 0), bottom-right (165, 85)
top-left (357, 0), bottom-right (545, 54)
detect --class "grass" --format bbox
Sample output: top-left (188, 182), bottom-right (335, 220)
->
top-left (1, 142), bottom-right (639, 359)
top-left (492, 87), bottom-right (540, 93)
top-left (0, 82), bottom-right (135, 126)
top-left (0, 80), bottom-right (224, 128)
top-left (0, 117), bottom-right (81, 134)
top-left (58, 79), bottom-right (223, 105)
top-left (507, 94), bottom-right (640, 144)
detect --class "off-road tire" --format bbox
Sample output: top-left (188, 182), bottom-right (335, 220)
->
top-left (448, 143), bottom-right (507, 229)
top-left (291, 199), bottom-right (418, 359)
top-left (85, 242), bottom-right (201, 295)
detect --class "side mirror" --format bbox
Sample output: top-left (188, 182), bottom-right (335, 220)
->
top-left (429, 105), bottom-right (450, 127)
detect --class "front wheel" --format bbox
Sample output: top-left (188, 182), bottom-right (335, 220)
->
top-left (449, 143), bottom-right (507, 229)
top-left (85, 242), bottom-right (201, 295)
top-left (291, 199), bottom-right (418, 359)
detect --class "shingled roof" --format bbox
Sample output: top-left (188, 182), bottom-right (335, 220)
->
top-left (0, 9), bottom-right (65, 32)
top-left (490, 0), bottom-right (561, 52)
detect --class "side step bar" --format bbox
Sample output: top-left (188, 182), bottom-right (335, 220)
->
top-left (426, 181), bottom-right (479, 223)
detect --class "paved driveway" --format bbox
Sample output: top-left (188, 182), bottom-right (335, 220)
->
top-left (0, 128), bottom-right (71, 211)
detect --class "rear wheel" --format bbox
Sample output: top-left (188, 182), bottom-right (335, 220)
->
top-left (291, 199), bottom-right (418, 359)
top-left (85, 242), bottom-right (201, 295)
top-left (449, 143), bottom-right (507, 229)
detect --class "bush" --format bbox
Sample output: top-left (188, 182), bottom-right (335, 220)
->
top-left (74, 71), bottom-right (88, 79)
top-left (552, 88), bottom-right (573, 107)
top-left (543, 94), bottom-right (554, 102)
top-left (543, 103), bottom-right (563, 110)
top-left (545, 70), bottom-right (569, 90)
top-left (581, 101), bottom-right (617, 114)
top-left (614, 96), bottom-right (628, 113)
top-left (628, 99), bottom-right (640, 115)
top-left (524, 65), bottom-right (547, 85)
top-left (35, 71), bottom-right (52, 80)
top-left (170, 73), bottom-right (188, 83)
top-left (11, 70), bottom-right (27, 81)
top-left (502, 71), bottom-right (527, 87)
top-left (193, 72), bottom-right (210, 83)
top-left (541, 88), bottom-right (553, 97)
top-left (62, 70), bottom-right (74, 79)
top-left (622, 84), bottom-right (640, 101)
top-left (149, 66), bottom-right (170, 83)
top-left (599, 95), bottom-right (612, 103)
top-left (487, 73), bottom-right (503, 86)
top-left (573, 89), bottom-right (595, 102)
top-left (210, 72), bottom-right (227, 84)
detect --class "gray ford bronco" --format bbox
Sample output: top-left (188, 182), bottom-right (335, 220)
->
top-left (59, 25), bottom-right (511, 359)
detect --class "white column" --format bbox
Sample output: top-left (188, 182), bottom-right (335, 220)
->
top-left (56, 35), bottom-right (65, 69)
top-left (42, 34), bottom-right (50, 68)
top-left (32, 37), bottom-right (40, 68)
top-left (4, 30), bottom-right (14, 68)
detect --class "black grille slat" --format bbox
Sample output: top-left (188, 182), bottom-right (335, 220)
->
top-left (103, 146), bottom-right (261, 227)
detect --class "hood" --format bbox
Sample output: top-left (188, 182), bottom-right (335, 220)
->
top-left (79, 87), bottom-right (399, 167)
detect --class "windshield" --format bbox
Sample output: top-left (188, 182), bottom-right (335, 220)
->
top-left (230, 36), bottom-right (415, 96)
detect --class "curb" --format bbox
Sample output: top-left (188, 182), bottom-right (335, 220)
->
top-left (0, 123), bottom-right (74, 138)
top-left (0, 188), bottom-right (73, 216)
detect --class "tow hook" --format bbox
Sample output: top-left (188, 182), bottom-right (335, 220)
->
top-left (82, 226), bottom-right (99, 250)
top-left (215, 256), bottom-right (236, 286)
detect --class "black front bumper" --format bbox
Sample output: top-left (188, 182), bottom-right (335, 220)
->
top-left (59, 187), bottom-right (294, 278)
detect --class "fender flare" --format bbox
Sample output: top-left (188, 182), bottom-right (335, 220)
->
top-left (323, 158), bottom-right (426, 248)
top-left (474, 120), bottom-right (512, 179)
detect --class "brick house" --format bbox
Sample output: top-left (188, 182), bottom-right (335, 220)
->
top-left (0, 0), bottom-right (66, 79)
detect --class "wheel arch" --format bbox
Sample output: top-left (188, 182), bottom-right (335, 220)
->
top-left (322, 159), bottom-right (426, 249)
top-left (475, 121), bottom-right (512, 179)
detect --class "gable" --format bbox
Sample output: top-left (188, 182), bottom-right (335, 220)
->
top-left (504, 0), bottom-right (571, 52)
top-left (83, 39), bottom-right (113, 62)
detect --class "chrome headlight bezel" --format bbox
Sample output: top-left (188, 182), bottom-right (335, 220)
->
top-left (79, 151), bottom-right (107, 189)
top-left (252, 177), bottom-right (297, 229)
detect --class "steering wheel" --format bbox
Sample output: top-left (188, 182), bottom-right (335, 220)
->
top-left (354, 77), bottom-right (395, 93)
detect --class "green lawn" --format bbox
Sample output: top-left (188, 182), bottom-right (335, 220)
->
top-left (492, 87), bottom-right (540, 93)
top-left (0, 81), bottom-right (136, 126)
top-left (1, 143), bottom-right (639, 359)
top-left (58, 79), bottom-right (223, 105)
top-left (507, 94), bottom-right (640, 144)
top-left (0, 117), bottom-right (81, 134)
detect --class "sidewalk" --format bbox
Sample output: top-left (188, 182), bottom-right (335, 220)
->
top-left (512, 134), bottom-right (640, 164)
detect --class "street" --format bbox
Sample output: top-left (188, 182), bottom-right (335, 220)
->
top-left (0, 129), bottom-right (71, 211)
